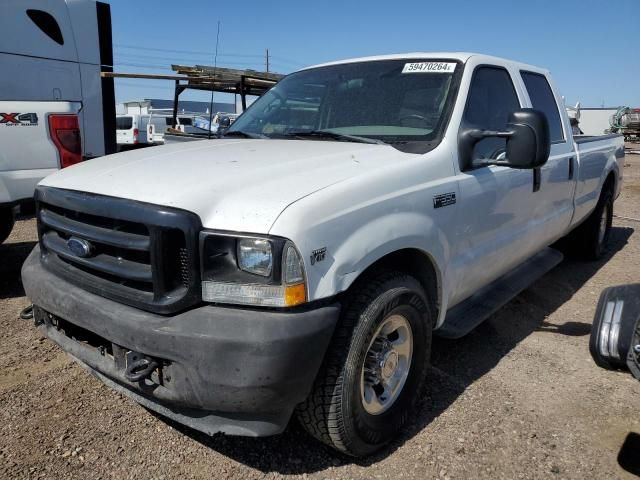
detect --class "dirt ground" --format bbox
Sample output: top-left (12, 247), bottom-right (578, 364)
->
top-left (1, 148), bottom-right (640, 480)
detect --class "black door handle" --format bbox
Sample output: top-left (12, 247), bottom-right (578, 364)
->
top-left (568, 157), bottom-right (574, 180)
top-left (533, 167), bottom-right (541, 192)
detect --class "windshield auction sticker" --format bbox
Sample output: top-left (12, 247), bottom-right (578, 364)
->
top-left (402, 62), bottom-right (456, 73)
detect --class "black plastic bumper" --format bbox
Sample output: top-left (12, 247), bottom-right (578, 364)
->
top-left (21, 247), bottom-right (339, 436)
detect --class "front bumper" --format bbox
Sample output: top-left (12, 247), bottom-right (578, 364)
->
top-left (22, 247), bottom-right (339, 436)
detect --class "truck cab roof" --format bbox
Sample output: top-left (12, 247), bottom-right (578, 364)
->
top-left (305, 52), bottom-right (549, 75)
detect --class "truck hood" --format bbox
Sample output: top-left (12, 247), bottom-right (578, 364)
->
top-left (40, 139), bottom-right (407, 232)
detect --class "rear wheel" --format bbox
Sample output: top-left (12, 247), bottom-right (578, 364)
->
top-left (577, 187), bottom-right (614, 260)
top-left (0, 206), bottom-right (15, 244)
top-left (296, 271), bottom-right (433, 456)
top-left (554, 185), bottom-right (614, 261)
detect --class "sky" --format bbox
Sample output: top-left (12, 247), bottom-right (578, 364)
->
top-left (109, 0), bottom-right (640, 109)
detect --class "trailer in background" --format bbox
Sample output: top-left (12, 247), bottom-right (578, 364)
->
top-left (577, 107), bottom-right (619, 136)
top-left (609, 107), bottom-right (640, 141)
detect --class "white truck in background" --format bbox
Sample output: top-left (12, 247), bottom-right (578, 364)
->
top-left (23, 53), bottom-right (624, 456)
top-left (0, 0), bottom-right (116, 243)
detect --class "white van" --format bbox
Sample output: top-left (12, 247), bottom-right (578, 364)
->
top-left (0, 0), bottom-right (115, 243)
top-left (116, 114), bottom-right (166, 147)
top-left (139, 115), bottom-right (165, 144)
top-left (116, 114), bottom-right (139, 146)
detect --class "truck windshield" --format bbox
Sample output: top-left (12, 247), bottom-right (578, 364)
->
top-left (228, 59), bottom-right (462, 153)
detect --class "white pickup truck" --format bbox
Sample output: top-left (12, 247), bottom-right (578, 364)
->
top-left (22, 53), bottom-right (624, 456)
top-left (0, 0), bottom-right (115, 243)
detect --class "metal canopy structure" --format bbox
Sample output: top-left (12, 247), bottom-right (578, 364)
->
top-left (102, 65), bottom-right (284, 128)
top-left (169, 64), bottom-right (283, 121)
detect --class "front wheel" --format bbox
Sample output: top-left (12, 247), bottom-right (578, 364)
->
top-left (296, 271), bottom-right (433, 457)
top-left (0, 206), bottom-right (15, 244)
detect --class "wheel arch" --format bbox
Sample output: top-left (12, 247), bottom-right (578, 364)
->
top-left (602, 143), bottom-right (623, 199)
top-left (603, 169), bottom-right (616, 195)
top-left (340, 247), bottom-right (443, 327)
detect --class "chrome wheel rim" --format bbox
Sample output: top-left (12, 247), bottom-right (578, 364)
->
top-left (598, 204), bottom-right (609, 245)
top-left (360, 314), bottom-right (413, 415)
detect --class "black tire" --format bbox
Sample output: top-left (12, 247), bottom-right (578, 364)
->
top-left (553, 185), bottom-right (614, 260)
top-left (576, 187), bottom-right (614, 260)
top-left (296, 270), bottom-right (434, 457)
top-left (0, 206), bottom-right (15, 244)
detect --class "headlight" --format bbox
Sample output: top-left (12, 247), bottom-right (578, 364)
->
top-left (237, 238), bottom-right (272, 276)
top-left (200, 232), bottom-right (306, 307)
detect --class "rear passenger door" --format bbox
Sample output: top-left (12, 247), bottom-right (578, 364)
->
top-left (519, 71), bottom-right (575, 244)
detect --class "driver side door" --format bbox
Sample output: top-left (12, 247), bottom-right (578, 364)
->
top-left (448, 65), bottom-right (540, 307)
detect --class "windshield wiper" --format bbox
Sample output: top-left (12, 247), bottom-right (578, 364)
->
top-left (223, 130), bottom-right (267, 139)
top-left (285, 130), bottom-right (386, 145)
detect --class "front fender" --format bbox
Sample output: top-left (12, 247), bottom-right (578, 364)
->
top-left (331, 212), bottom-right (446, 293)
top-left (267, 143), bottom-right (460, 330)
top-left (296, 211), bottom-right (452, 329)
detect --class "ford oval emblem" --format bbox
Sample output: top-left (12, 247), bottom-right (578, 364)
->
top-left (67, 237), bottom-right (93, 258)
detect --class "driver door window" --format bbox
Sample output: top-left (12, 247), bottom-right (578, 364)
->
top-left (463, 67), bottom-right (521, 160)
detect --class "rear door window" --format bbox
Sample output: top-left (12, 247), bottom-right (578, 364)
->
top-left (26, 9), bottom-right (64, 45)
top-left (463, 66), bottom-right (521, 160)
top-left (116, 117), bottom-right (133, 130)
top-left (0, 2), bottom-right (76, 61)
top-left (521, 71), bottom-right (564, 143)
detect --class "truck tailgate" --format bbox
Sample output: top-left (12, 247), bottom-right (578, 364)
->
top-left (0, 101), bottom-right (82, 172)
top-left (0, 101), bottom-right (81, 202)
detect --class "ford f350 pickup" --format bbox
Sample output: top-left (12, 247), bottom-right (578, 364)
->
top-left (22, 53), bottom-right (624, 456)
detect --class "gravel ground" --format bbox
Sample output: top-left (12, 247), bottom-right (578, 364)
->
top-left (1, 148), bottom-right (639, 479)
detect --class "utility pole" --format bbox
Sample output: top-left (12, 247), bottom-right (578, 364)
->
top-left (266, 48), bottom-right (270, 73)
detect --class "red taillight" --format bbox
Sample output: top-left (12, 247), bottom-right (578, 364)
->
top-left (49, 114), bottom-right (82, 168)
top-left (133, 128), bottom-right (139, 144)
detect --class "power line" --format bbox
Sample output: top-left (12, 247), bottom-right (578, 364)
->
top-left (115, 54), bottom-right (268, 69)
top-left (114, 60), bottom-right (268, 71)
top-left (269, 55), bottom-right (306, 67)
top-left (114, 62), bottom-right (173, 70)
top-left (114, 43), bottom-right (263, 58)
top-left (115, 44), bottom-right (305, 67)
top-left (116, 51), bottom-right (215, 62)
top-left (115, 82), bottom-right (174, 90)
top-left (115, 50), bottom-right (255, 63)
top-left (114, 61), bottom-right (177, 70)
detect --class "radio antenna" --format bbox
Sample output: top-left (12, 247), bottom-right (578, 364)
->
top-left (207, 20), bottom-right (221, 140)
